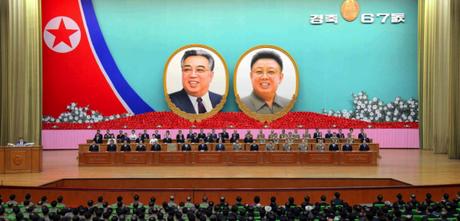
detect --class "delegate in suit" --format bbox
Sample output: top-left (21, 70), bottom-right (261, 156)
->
top-left (169, 49), bottom-right (223, 114)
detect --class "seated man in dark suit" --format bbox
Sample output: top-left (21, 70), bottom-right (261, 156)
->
top-left (208, 129), bottom-right (218, 143)
top-left (249, 141), bottom-right (259, 151)
top-left (152, 129), bottom-right (161, 140)
top-left (107, 139), bottom-right (117, 152)
top-left (116, 130), bottom-right (125, 142)
top-left (120, 140), bottom-right (131, 152)
top-left (162, 133), bottom-right (173, 143)
top-left (191, 133), bottom-right (199, 143)
top-left (168, 49), bottom-right (223, 114)
top-left (93, 130), bottom-right (103, 144)
top-left (181, 141), bottom-right (192, 151)
top-left (103, 130), bottom-right (114, 139)
top-left (89, 141), bottom-right (99, 152)
top-left (359, 140), bottom-right (370, 151)
top-left (337, 129), bottom-right (345, 139)
top-left (122, 133), bottom-right (131, 143)
top-left (220, 128), bottom-right (229, 142)
top-left (197, 129), bottom-right (206, 140)
top-left (215, 139), bottom-right (225, 151)
top-left (328, 140), bottom-right (339, 151)
top-left (358, 128), bottom-right (370, 143)
top-left (136, 143), bottom-right (146, 152)
top-left (342, 139), bottom-right (353, 151)
top-left (140, 130), bottom-right (150, 142)
top-left (230, 130), bottom-right (240, 143)
top-left (186, 129), bottom-right (194, 142)
top-left (136, 143), bottom-right (147, 151)
top-left (151, 140), bottom-right (161, 151)
top-left (176, 130), bottom-right (185, 143)
top-left (198, 139), bottom-right (208, 152)
top-left (313, 128), bottom-right (322, 141)
top-left (244, 131), bottom-right (254, 143)
top-left (324, 129), bottom-right (333, 139)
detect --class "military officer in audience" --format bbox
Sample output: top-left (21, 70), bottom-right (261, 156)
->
top-left (313, 128), bottom-right (322, 140)
top-left (279, 129), bottom-right (287, 140)
top-left (244, 130), bottom-right (254, 143)
top-left (140, 129), bottom-right (150, 141)
top-left (282, 141), bottom-right (291, 151)
top-left (232, 139), bottom-right (242, 151)
top-left (257, 129), bottom-right (265, 143)
top-left (89, 141), bottom-right (99, 152)
top-left (230, 130), bottom-right (240, 143)
top-left (220, 128), bottom-right (229, 142)
top-left (116, 130), bottom-right (125, 142)
top-left (358, 128), bottom-right (370, 143)
top-left (181, 141), bottom-right (192, 151)
top-left (176, 130), bottom-right (185, 143)
top-left (359, 140), bottom-right (370, 151)
top-left (325, 129), bottom-right (333, 139)
top-left (120, 140), bottom-right (131, 152)
top-left (342, 139), bottom-right (353, 151)
top-left (93, 130), bottom-right (103, 144)
top-left (198, 139), bottom-right (208, 151)
top-left (265, 140), bottom-right (275, 151)
top-left (107, 139), bottom-right (117, 152)
top-left (184, 196), bottom-right (195, 209)
top-left (315, 139), bottom-right (325, 151)
top-left (198, 129), bottom-right (206, 140)
top-left (250, 140), bottom-right (259, 151)
top-left (330, 133), bottom-right (339, 144)
top-left (215, 139), bottom-right (225, 151)
top-left (299, 138), bottom-right (309, 152)
top-left (337, 128), bottom-right (345, 139)
top-left (163, 131), bottom-right (173, 143)
top-left (135, 142), bottom-right (146, 151)
top-left (103, 129), bottom-right (114, 139)
top-left (328, 139), bottom-right (340, 151)
top-left (151, 140), bottom-right (161, 151)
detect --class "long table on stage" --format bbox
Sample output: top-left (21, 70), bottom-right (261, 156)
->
top-left (0, 146), bottom-right (42, 173)
top-left (78, 150), bottom-right (378, 166)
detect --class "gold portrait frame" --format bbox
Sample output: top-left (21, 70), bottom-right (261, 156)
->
top-left (233, 45), bottom-right (299, 122)
top-left (163, 44), bottom-right (229, 122)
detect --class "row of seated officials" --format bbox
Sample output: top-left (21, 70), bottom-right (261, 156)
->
top-left (92, 128), bottom-right (372, 145)
top-left (87, 139), bottom-right (371, 152)
top-left (1, 192), bottom-right (459, 221)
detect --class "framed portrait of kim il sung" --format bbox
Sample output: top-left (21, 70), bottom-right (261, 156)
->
top-left (234, 45), bottom-right (299, 122)
top-left (164, 44), bottom-right (229, 122)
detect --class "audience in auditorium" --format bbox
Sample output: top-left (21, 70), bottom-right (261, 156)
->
top-left (10, 192), bottom-right (455, 220)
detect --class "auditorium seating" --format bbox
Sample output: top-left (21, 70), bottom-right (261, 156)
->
top-left (0, 193), bottom-right (459, 221)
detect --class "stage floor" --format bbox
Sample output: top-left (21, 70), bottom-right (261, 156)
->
top-left (1, 149), bottom-right (459, 187)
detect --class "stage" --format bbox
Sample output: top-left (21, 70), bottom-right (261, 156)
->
top-left (1, 149), bottom-right (459, 187)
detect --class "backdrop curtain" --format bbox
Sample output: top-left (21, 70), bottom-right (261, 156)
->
top-left (418, 0), bottom-right (460, 158)
top-left (0, 0), bottom-right (42, 145)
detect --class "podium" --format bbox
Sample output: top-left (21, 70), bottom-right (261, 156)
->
top-left (0, 146), bottom-right (42, 173)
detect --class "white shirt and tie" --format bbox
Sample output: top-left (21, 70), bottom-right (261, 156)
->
top-left (187, 92), bottom-right (213, 114)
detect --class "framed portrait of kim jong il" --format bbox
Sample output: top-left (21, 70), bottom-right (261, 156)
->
top-left (234, 45), bottom-right (299, 122)
top-left (164, 44), bottom-right (229, 121)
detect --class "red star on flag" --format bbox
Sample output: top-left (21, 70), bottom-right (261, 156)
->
top-left (46, 18), bottom-right (78, 48)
